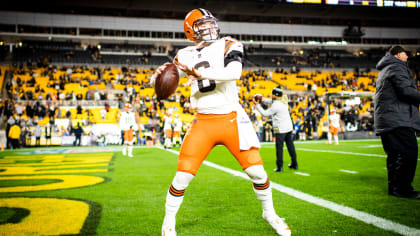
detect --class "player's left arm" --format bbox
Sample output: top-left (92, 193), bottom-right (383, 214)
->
top-left (200, 39), bottom-right (243, 81)
top-left (177, 39), bottom-right (243, 82)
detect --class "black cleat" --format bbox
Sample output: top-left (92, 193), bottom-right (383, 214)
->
top-left (288, 164), bottom-right (298, 170)
top-left (389, 190), bottom-right (420, 199)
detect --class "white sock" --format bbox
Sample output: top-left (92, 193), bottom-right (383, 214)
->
top-left (165, 138), bottom-right (171, 147)
top-left (163, 172), bottom-right (194, 226)
top-left (128, 145), bottom-right (133, 156)
top-left (334, 135), bottom-right (339, 144)
top-left (122, 145), bottom-right (127, 155)
top-left (327, 133), bottom-right (332, 143)
top-left (164, 192), bottom-right (183, 227)
top-left (245, 165), bottom-right (275, 216)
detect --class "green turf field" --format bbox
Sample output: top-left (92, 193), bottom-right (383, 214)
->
top-left (0, 139), bottom-right (419, 235)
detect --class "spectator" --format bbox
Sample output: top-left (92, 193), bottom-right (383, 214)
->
top-left (72, 123), bottom-right (84, 146)
top-left (8, 121), bottom-right (21, 149)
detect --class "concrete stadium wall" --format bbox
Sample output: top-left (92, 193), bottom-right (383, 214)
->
top-left (1, 11), bottom-right (419, 39)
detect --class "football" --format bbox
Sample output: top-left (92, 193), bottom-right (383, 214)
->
top-left (154, 63), bottom-right (179, 100)
top-left (254, 94), bottom-right (263, 103)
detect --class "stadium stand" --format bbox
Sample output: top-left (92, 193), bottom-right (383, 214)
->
top-left (0, 1), bottom-right (419, 148)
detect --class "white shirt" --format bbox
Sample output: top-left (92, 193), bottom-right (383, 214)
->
top-left (174, 37), bottom-right (243, 114)
top-left (163, 115), bottom-right (172, 131)
top-left (329, 113), bottom-right (341, 128)
top-left (173, 117), bottom-right (182, 132)
top-left (119, 111), bottom-right (137, 131)
top-left (256, 99), bottom-right (293, 133)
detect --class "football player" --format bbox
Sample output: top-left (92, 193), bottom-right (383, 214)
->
top-left (151, 8), bottom-right (291, 236)
top-left (120, 103), bottom-right (138, 157)
top-left (327, 108), bottom-right (341, 145)
top-left (172, 113), bottom-right (183, 146)
top-left (163, 112), bottom-right (173, 149)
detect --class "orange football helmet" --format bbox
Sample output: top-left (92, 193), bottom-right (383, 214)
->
top-left (124, 103), bottom-right (132, 110)
top-left (184, 8), bottom-right (220, 42)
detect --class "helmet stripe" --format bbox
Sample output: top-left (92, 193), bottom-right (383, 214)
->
top-left (198, 8), bottom-right (208, 16)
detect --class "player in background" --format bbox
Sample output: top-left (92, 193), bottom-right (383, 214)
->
top-left (150, 8), bottom-right (291, 236)
top-left (172, 113), bottom-right (183, 146)
top-left (163, 112), bottom-right (173, 149)
top-left (120, 103), bottom-right (138, 157)
top-left (326, 108), bottom-right (341, 145)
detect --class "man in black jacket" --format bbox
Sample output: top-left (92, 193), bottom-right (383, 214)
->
top-left (374, 45), bottom-right (420, 199)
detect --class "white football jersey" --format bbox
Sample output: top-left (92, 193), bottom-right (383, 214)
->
top-left (174, 37), bottom-right (243, 114)
top-left (173, 117), bottom-right (182, 132)
top-left (329, 113), bottom-right (341, 128)
top-left (120, 111), bottom-right (137, 131)
top-left (163, 115), bottom-right (173, 130)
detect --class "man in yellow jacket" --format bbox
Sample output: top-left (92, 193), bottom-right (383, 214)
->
top-left (8, 123), bottom-right (21, 149)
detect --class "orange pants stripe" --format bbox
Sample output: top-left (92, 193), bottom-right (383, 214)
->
top-left (178, 112), bottom-right (263, 175)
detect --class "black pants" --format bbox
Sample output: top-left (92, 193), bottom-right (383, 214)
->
top-left (275, 131), bottom-right (298, 169)
top-left (73, 135), bottom-right (82, 146)
top-left (35, 137), bottom-right (41, 146)
top-left (10, 139), bottom-right (19, 149)
top-left (380, 127), bottom-right (418, 194)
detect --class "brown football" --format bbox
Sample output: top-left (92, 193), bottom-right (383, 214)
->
top-left (155, 63), bottom-right (179, 100)
top-left (254, 94), bottom-right (263, 103)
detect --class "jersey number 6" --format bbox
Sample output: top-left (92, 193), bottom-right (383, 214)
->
top-left (194, 61), bottom-right (216, 93)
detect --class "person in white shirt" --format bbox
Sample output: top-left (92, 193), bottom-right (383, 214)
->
top-left (151, 8), bottom-right (291, 236)
top-left (327, 109), bottom-right (341, 145)
top-left (119, 103), bottom-right (138, 157)
top-left (254, 86), bottom-right (298, 172)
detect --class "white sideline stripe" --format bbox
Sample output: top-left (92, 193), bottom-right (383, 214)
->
top-left (296, 148), bottom-right (420, 161)
top-left (359, 145), bottom-right (384, 148)
top-left (260, 139), bottom-right (381, 145)
top-left (263, 145), bottom-right (420, 161)
top-left (296, 148), bottom-right (387, 158)
top-left (339, 169), bottom-right (358, 174)
top-left (294, 172), bottom-right (310, 176)
top-left (161, 147), bottom-right (420, 236)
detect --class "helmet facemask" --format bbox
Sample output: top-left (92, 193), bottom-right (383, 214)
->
top-left (193, 17), bottom-right (220, 42)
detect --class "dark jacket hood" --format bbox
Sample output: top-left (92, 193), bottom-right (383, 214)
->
top-left (376, 52), bottom-right (407, 71)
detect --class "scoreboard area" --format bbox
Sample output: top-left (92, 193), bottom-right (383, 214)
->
top-left (286, 0), bottom-right (419, 7)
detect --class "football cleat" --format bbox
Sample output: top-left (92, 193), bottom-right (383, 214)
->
top-left (128, 154), bottom-right (133, 158)
top-left (263, 212), bottom-right (291, 236)
top-left (162, 224), bottom-right (176, 236)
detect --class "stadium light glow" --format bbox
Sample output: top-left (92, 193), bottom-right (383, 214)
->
top-left (322, 41), bottom-right (348, 45)
top-left (307, 41), bottom-right (321, 44)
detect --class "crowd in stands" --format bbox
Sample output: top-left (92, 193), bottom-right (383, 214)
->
top-left (0, 60), bottom-right (379, 148)
top-left (4, 41), bottom-right (419, 149)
